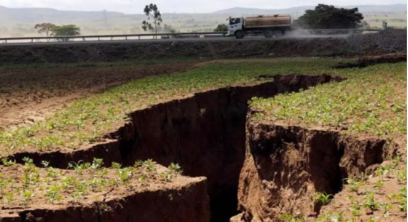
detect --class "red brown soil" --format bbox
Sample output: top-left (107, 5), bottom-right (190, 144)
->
top-left (0, 164), bottom-right (209, 222)
top-left (0, 61), bottom-right (197, 129)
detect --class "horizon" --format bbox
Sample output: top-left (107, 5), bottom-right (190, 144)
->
top-left (0, 1), bottom-right (406, 14)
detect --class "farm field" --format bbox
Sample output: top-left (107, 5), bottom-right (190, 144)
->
top-left (0, 59), bottom-right (199, 129)
top-left (0, 57), bottom-right (368, 156)
top-left (0, 55), bottom-right (406, 222)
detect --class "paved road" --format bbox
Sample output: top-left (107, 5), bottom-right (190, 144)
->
top-left (0, 34), bottom-right (350, 46)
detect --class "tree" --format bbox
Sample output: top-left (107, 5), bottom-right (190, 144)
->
top-left (214, 24), bottom-right (228, 32)
top-left (34, 23), bottom-right (57, 37)
top-left (296, 4), bottom-right (364, 29)
top-left (50, 25), bottom-right (81, 41)
top-left (142, 3), bottom-right (163, 38)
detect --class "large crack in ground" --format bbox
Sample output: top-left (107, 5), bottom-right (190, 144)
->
top-left (5, 74), bottom-right (343, 222)
top-left (113, 74), bottom-right (344, 222)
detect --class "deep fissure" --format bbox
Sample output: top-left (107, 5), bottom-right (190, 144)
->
top-left (6, 74), bottom-right (387, 221)
top-left (113, 74), bottom-right (345, 222)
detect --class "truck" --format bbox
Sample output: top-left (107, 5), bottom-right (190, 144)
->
top-left (227, 15), bottom-right (292, 39)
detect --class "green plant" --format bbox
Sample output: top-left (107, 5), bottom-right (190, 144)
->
top-left (111, 162), bottom-right (122, 169)
top-left (23, 190), bottom-right (34, 205)
top-left (374, 179), bottom-right (384, 193)
top-left (143, 159), bottom-right (156, 173)
top-left (345, 178), bottom-right (363, 193)
top-left (398, 187), bottom-right (407, 212)
top-left (1, 158), bottom-right (15, 166)
top-left (314, 192), bottom-right (333, 205)
top-left (363, 192), bottom-right (379, 211)
top-left (330, 212), bottom-right (344, 222)
top-left (116, 167), bottom-right (132, 185)
top-left (159, 171), bottom-right (173, 180)
top-left (367, 217), bottom-right (378, 222)
top-left (134, 160), bottom-right (143, 168)
top-left (68, 160), bottom-right (89, 174)
top-left (4, 191), bottom-right (14, 203)
top-left (46, 185), bottom-right (62, 204)
top-left (278, 213), bottom-right (306, 222)
top-left (41, 160), bottom-right (50, 167)
top-left (397, 170), bottom-right (407, 184)
top-left (91, 158), bottom-right (104, 169)
top-left (350, 202), bottom-right (361, 217)
top-left (168, 163), bottom-right (182, 173)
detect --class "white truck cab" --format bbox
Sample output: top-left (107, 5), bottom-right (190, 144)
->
top-left (227, 17), bottom-right (244, 37)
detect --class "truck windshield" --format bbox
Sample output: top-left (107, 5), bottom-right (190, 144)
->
top-left (229, 18), bottom-right (241, 25)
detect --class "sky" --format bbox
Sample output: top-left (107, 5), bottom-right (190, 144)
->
top-left (0, 0), bottom-right (406, 13)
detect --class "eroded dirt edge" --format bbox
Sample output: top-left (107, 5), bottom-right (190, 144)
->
top-left (234, 120), bottom-right (396, 221)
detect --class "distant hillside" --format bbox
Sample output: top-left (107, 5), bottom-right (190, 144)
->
top-left (0, 6), bottom-right (130, 24)
top-left (213, 4), bottom-right (407, 15)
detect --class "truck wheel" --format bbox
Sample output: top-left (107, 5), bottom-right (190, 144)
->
top-left (264, 30), bottom-right (273, 38)
top-left (272, 30), bottom-right (283, 38)
top-left (235, 30), bottom-right (245, 39)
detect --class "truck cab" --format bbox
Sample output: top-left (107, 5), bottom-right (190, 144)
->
top-left (227, 17), bottom-right (244, 37)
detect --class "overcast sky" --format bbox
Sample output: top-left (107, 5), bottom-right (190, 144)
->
top-left (0, 0), bottom-right (406, 13)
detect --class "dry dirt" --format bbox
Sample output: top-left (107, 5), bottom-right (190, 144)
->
top-left (0, 61), bottom-right (197, 130)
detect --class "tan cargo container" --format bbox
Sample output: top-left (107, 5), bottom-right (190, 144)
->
top-left (244, 15), bottom-right (292, 28)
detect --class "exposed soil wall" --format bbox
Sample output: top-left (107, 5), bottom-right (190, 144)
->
top-left (1, 177), bottom-right (209, 222)
top-left (235, 119), bottom-right (390, 221)
top-left (0, 29), bottom-right (406, 64)
top-left (4, 74), bottom-right (343, 222)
